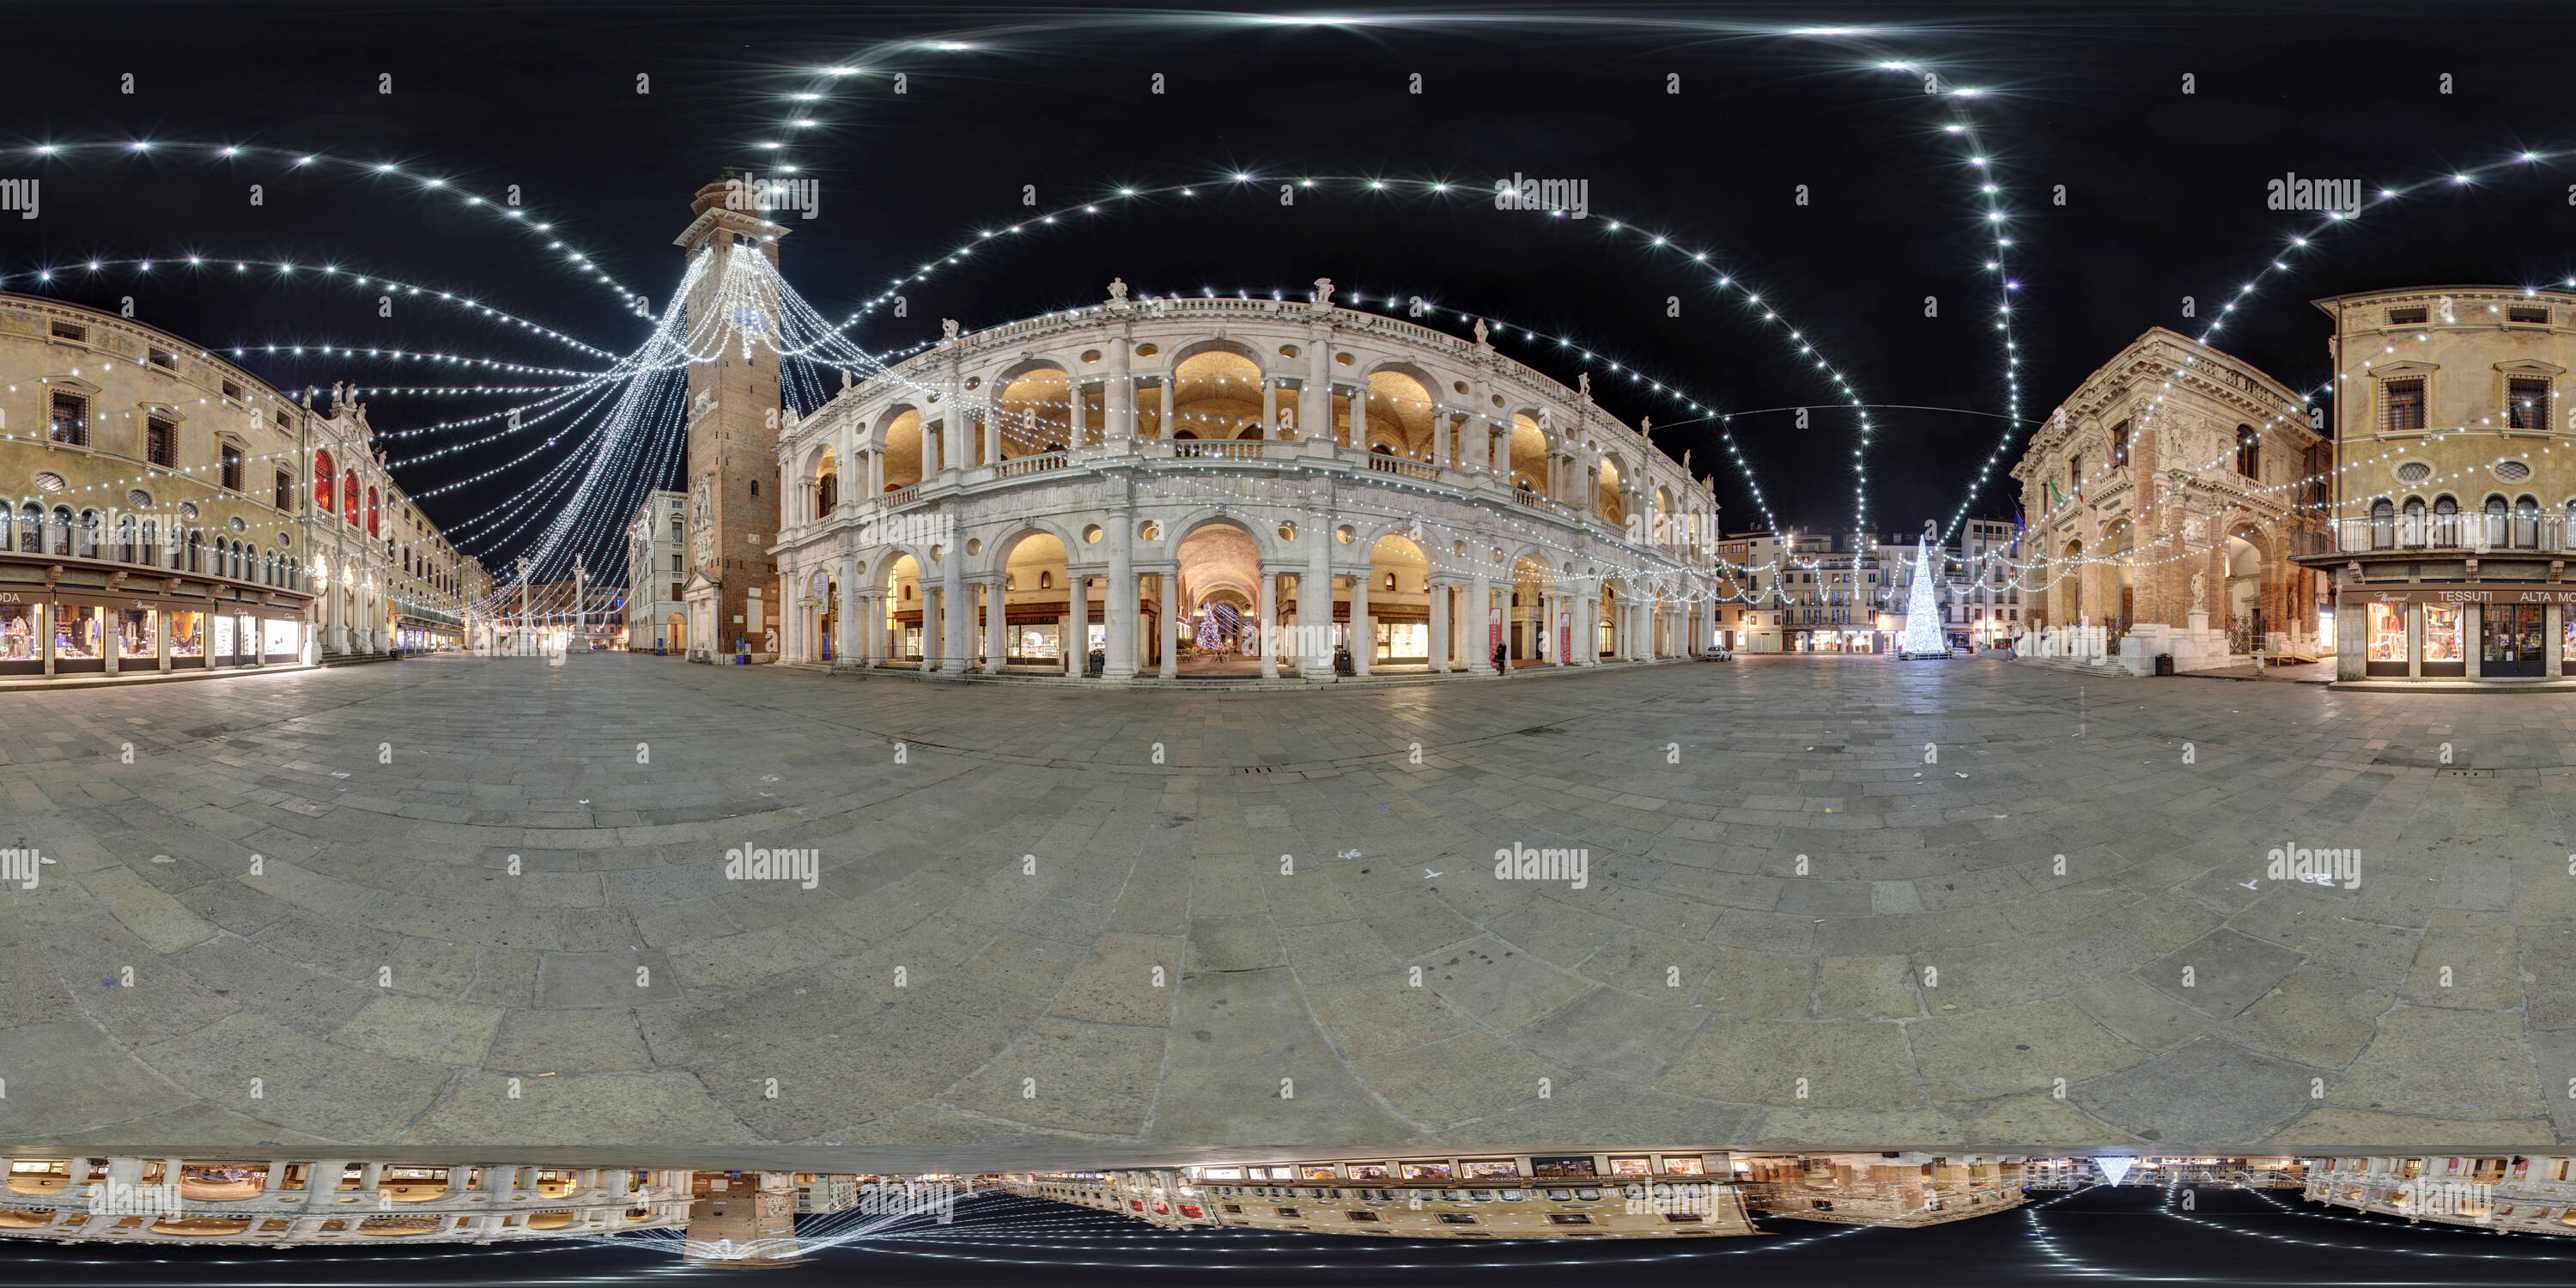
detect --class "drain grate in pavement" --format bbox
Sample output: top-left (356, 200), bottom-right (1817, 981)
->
top-left (1236, 766), bottom-right (1274, 774)
top-left (2437, 767), bottom-right (2498, 777)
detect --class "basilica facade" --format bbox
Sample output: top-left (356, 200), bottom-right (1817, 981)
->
top-left (769, 281), bottom-right (1721, 680)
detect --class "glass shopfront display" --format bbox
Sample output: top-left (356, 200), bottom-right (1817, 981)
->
top-left (116, 608), bottom-right (157, 667)
top-left (0, 601), bottom-right (39, 673)
top-left (1376, 621), bottom-right (1427, 659)
top-left (169, 610), bottom-right (204, 665)
top-left (2421, 603), bottom-right (2465, 677)
top-left (263, 617), bottom-right (300, 663)
top-left (54, 604), bottom-right (104, 671)
top-left (235, 613), bottom-right (259, 665)
top-left (2366, 601), bottom-right (2407, 677)
top-left (1015, 624), bottom-right (1060, 660)
top-left (2482, 603), bottom-right (2546, 677)
top-left (213, 614), bottom-right (236, 665)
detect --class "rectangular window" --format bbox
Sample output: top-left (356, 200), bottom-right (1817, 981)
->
top-left (276, 472), bottom-right (294, 510)
top-left (222, 379), bottom-right (245, 402)
top-left (50, 320), bottom-right (86, 343)
top-left (2510, 377), bottom-right (2552, 429)
top-left (2387, 306), bottom-right (2427, 325)
top-left (1343, 1211), bottom-right (1379, 1223)
top-left (1662, 1212), bottom-right (1706, 1223)
top-left (148, 348), bottom-right (178, 370)
top-left (1547, 1213), bottom-right (1595, 1225)
top-left (50, 392), bottom-right (87, 446)
top-left (2510, 306), bottom-right (2551, 325)
top-left (2422, 602), bottom-right (2464, 672)
top-left (221, 443), bottom-right (245, 491)
top-left (2108, 420), bottom-right (2129, 469)
top-left (1436, 1212), bottom-right (1479, 1224)
top-left (2385, 379), bottom-right (2427, 433)
top-left (146, 416), bottom-right (177, 466)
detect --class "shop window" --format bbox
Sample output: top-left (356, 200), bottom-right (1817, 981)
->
top-left (2422, 602), bottom-right (2465, 677)
top-left (0, 604), bottom-right (36, 663)
top-left (1531, 1157), bottom-right (1597, 1179)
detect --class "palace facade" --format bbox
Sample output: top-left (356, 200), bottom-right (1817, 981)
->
top-left (0, 1155), bottom-right (692, 1247)
top-left (769, 280), bottom-right (1722, 680)
top-left (2302, 1155), bottom-right (2576, 1235)
top-left (0, 295), bottom-right (484, 679)
top-left (2011, 327), bottom-right (2329, 673)
top-left (1015, 1150), bottom-right (1755, 1239)
top-left (2296, 287), bottom-right (2576, 683)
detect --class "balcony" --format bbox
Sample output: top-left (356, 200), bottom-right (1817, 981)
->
top-left (3, 519), bottom-right (313, 594)
top-left (2330, 513), bottom-right (2574, 556)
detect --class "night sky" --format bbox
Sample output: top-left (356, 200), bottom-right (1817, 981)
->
top-left (9, 1188), bottom-right (2576, 1286)
top-left (14, 1), bottom-right (2576, 568)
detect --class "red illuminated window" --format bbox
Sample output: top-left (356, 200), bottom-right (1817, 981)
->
top-left (315, 450), bottom-right (335, 512)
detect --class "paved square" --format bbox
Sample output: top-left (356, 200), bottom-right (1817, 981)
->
top-left (0, 653), bottom-right (2565, 1157)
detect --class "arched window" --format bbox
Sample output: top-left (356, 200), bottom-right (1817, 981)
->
top-left (76, 509), bottom-right (100, 559)
top-left (343, 471), bottom-right (360, 526)
top-left (186, 530), bottom-right (203, 571)
top-left (2235, 425), bottom-right (2260, 479)
top-left (2369, 498), bottom-right (2395, 550)
top-left (368, 488), bottom-right (380, 538)
top-left (116, 514), bottom-right (137, 563)
top-left (1383, 572), bottom-right (1398, 592)
top-left (16, 503), bottom-right (36, 553)
top-left (315, 449), bottom-right (335, 512)
top-left (2517, 494), bottom-right (2540, 549)
top-left (2401, 497), bottom-right (2425, 546)
top-left (1038, 571), bottom-right (1053, 590)
top-left (816, 474), bottom-right (837, 518)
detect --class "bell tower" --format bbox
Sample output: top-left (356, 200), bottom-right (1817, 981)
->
top-left (672, 175), bottom-right (789, 660)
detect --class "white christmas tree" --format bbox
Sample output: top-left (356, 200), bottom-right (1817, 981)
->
top-left (1899, 534), bottom-right (1947, 656)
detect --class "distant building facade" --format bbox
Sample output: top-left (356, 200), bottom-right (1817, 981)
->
top-left (2014, 326), bottom-right (2326, 671)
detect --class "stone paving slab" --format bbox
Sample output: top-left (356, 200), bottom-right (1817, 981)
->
top-left (0, 651), bottom-right (2568, 1154)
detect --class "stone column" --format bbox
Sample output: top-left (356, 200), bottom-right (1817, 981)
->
top-left (1109, 337), bottom-right (1135, 446)
top-left (940, 554), bottom-right (967, 672)
top-left (1104, 518), bottom-right (1137, 680)
top-left (1261, 379), bottom-right (1279, 439)
top-left (1158, 375), bottom-right (1176, 441)
top-left (1351, 566), bottom-right (1371, 677)
top-left (1303, 526), bottom-right (1334, 678)
top-left (1303, 335), bottom-right (1333, 447)
top-left (983, 577), bottom-right (1008, 673)
top-left (1070, 383), bottom-right (1089, 446)
top-left (981, 398), bottom-right (1000, 467)
top-left (1470, 571), bottom-right (1494, 672)
top-left (1068, 574), bottom-right (1091, 675)
top-left (919, 586), bottom-right (938, 672)
top-left (1579, 587), bottom-right (1599, 665)
top-left (2466, 603), bottom-right (2482, 679)
top-left (1257, 569), bottom-right (1279, 680)
top-left (839, 568), bottom-right (862, 664)
top-left (1157, 573), bottom-right (1179, 679)
top-left (1427, 578), bottom-right (1450, 673)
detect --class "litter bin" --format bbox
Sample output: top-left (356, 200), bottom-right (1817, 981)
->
top-left (2154, 653), bottom-right (2175, 677)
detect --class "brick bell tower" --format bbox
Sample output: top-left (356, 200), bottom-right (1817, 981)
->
top-left (673, 175), bottom-right (788, 661)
